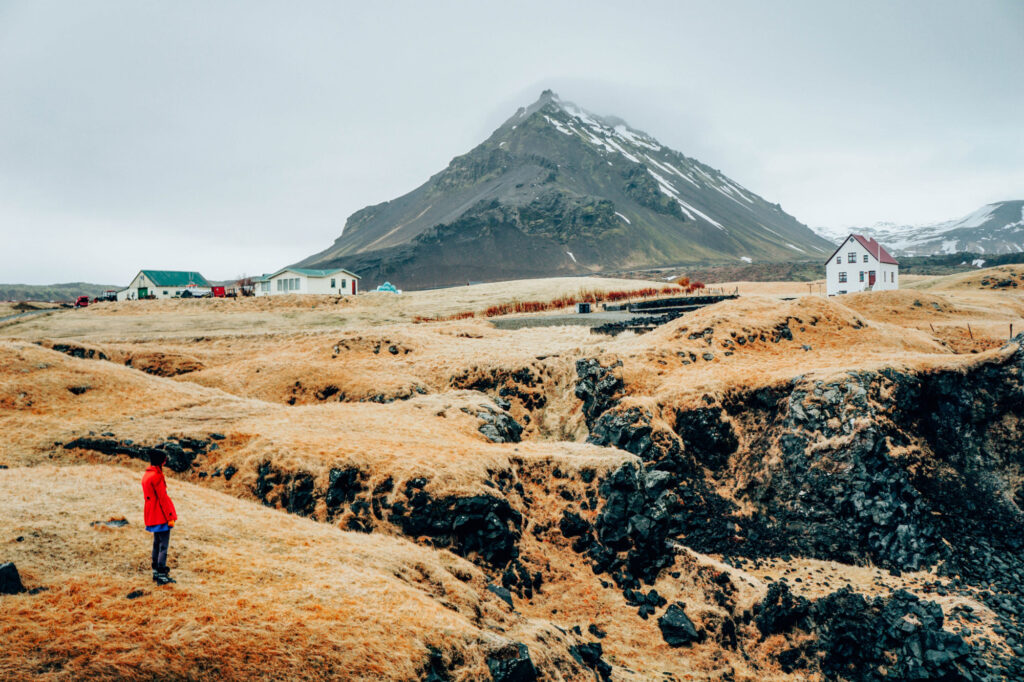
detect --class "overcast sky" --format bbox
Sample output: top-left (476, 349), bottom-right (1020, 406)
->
top-left (1, 1), bottom-right (1022, 285)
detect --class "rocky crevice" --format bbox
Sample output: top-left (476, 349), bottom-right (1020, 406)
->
top-left (567, 342), bottom-right (1024, 678)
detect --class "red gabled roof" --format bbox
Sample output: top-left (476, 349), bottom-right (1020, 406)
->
top-left (825, 234), bottom-right (899, 265)
top-left (851, 235), bottom-right (898, 264)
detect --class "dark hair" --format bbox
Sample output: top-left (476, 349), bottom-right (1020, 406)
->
top-left (149, 450), bottom-right (167, 467)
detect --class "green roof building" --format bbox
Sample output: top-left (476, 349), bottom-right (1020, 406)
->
top-left (118, 269), bottom-right (212, 300)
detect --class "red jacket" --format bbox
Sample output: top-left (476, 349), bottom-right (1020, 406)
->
top-left (142, 465), bottom-right (177, 527)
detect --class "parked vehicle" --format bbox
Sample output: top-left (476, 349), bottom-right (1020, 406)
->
top-left (74, 296), bottom-right (90, 308)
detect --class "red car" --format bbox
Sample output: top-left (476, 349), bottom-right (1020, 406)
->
top-left (74, 296), bottom-right (90, 308)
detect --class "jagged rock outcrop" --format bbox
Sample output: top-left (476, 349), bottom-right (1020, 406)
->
top-left (754, 582), bottom-right (975, 681)
top-left (63, 435), bottom-right (212, 472)
top-left (567, 339), bottom-right (1024, 678)
top-left (391, 486), bottom-right (522, 568)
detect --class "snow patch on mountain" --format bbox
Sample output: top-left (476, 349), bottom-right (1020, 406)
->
top-left (815, 201), bottom-right (1024, 256)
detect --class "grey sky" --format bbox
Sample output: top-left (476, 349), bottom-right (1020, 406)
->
top-left (1, 0), bottom-right (1022, 285)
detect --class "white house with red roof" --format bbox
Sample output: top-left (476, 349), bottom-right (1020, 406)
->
top-left (825, 235), bottom-right (899, 296)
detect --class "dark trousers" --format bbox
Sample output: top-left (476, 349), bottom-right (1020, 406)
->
top-left (151, 530), bottom-right (171, 570)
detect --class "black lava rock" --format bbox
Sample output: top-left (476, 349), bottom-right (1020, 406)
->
top-left (486, 642), bottom-right (537, 682)
top-left (487, 584), bottom-right (515, 608)
top-left (255, 463), bottom-right (316, 516)
top-left (568, 642), bottom-right (612, 681)
top-left (63, 436), bottom-right (209, 472)
top-left (754, 582), bottom-right (810, 636)
top-left (0, 562), bottom-right (26, 595)
top-left (673, 406), bottom-right (738, 469)
top-left (574, 359), bottom-right (624, 427)
top-left (326, 467), bottom-right (365, 515)
top-left (477, 407), bottom-right (524, 443)
top-left (559, 511), bottom-right (591, 538)
top-left (393, 492), bottom-right (522, 567)
top-left (658, 602), bottom-right (701, 647)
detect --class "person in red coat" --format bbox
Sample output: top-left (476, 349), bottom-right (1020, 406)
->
top-left (142, 451), bottom-right (178, 585)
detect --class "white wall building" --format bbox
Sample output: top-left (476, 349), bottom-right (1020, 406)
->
top-left (255, 268), bottom-right (360, 296)
top-left (116, 270), bottom-right (211, 301)
top-left (825, 235), bottom-right (899, 296)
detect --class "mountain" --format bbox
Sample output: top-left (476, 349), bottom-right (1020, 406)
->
top-left (816, 201), bottom-right (1024, 256)
top-left (297, 91), bottom-right (834, 289)
top-left (0, 282), bottom-right (120, 302)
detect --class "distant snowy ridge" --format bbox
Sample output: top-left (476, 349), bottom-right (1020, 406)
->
top-left (814, 201), bottom-right (1024, 256)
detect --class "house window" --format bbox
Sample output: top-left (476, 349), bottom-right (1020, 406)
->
top-left (163, 291), bottom-right (168, 295)
top-left (847, 252), bottom-right (856, 263)
top-left (341, 279), bottom-right (347, 289)
top-left (839, 272), bottom-right (847, 283)
top-left (330, 278), bottom-right (336, 288)
top-left (863, 255), bottom-right (869, 263)
top-left (836, 256), bottom-right (841, 264)
top-left (859, 271), bottom-right (864, 282)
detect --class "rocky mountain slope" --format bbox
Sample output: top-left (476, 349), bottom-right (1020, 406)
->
top-left (298, 91), bottom-right (833, 289)
top-left (817, 200), bottom-right (1024, 256)
top-left (0, 282), bottom-right (119, 302)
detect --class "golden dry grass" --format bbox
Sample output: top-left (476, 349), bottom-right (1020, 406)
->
top-left (903, 264), bottom-right (1024, 291)
top-left (2, 275), bottom-right (1021, 679)
top-left (0, 465), bottom-right (563, 681)
top-left (0, 277), bottom-right (661, 342)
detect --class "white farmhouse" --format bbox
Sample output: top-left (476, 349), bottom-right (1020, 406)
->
top-left (825, 235), bottom-right (899, 296)
top-left (116, 270), bottom-right (211, 301)
top-left (255, 267), bottom-right (360, 296)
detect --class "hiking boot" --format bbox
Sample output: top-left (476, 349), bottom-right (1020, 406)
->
top-left (152, 569), bottom-right (161, 583)
top-left (154, 570), bottom-right (176, 585)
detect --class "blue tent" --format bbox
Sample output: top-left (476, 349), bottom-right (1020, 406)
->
top-left (375, 281), bottom-right (400, 293)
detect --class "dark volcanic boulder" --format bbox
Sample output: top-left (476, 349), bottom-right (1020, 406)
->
top-left (754, 582), bottom-right (810, 636)
top-left (476, 408), bottom-right (524, 443)
top-left (658, 602), bottom-right (701, 646)
top-left (0, 562), bottom-right (26, 595)
top-left (574, 359), bottom-right (623, 427)
top-left (486, 584), bottom-right (515, 608)
top-left (486, 642), bottom-right (537, 682)
top-left (394, 492), bottom-right (522, 567)
top-left (811, 588), bottom-right (972, 681)
top-left (568, 642), bottom-right (612, 681)
top-left (325, 466), bottom-right (365, 515)
top-left (588, 406), bottom-right (686, 471)
top-left (673, 406), bottom-right (738, 469)
top-left (255, 463), bottom-right (317, 516)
